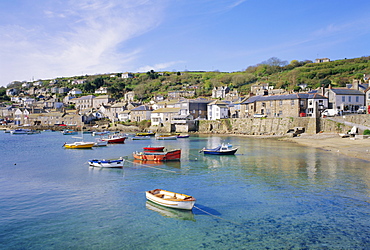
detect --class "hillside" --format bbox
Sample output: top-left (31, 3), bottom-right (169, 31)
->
top-left (4, 56), bottom-right (370, 102)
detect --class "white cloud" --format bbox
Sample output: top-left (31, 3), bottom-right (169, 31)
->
top-left (0, 0), bottom-right (167, 85)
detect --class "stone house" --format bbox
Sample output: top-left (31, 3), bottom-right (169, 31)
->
top-left (151, 108), bottom-right (180, 126)
top-left (69, 88), bottom-right (82, 95)
top-left (74, 95), bottom-right (95, 110)
top-left (93, 95), bottom-right (114, 109)
top-left (130, 105), bottom-right (152, 122)
top-left (207, 100), bottom-right (229, 120)
top-left (242, 93), bottom-right (328, 118)
top-left (27, 111), bottom-right (83, 126)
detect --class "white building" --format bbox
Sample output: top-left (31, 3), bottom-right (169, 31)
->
top-left (207, 100), bottom-right (229, 120)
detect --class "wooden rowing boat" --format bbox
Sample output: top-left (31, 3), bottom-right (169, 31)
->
top-left (145, 189), bottom-right (196, 210)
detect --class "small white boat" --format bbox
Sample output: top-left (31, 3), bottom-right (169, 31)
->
top-left (155, 135), bottom-right (177, 140)
top-left (93, 138), bottom-right (108, 147)
top-left (88, 158), bottom-right (125, 168)
top-left (10, 129), bottom-right (31, 134)
top-left (92, 131), bottom-right (110, 136)
top-left (145, 189), bottom-right (196, 210)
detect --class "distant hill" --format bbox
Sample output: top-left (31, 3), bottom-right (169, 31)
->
top-left (5, 56), bottom-right (370, 102)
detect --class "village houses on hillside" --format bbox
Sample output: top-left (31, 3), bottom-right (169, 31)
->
top-left (1, 74), bottom-right (369, 130)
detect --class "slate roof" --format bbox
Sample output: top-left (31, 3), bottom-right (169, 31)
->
top-left (328, 89), bottom-right (364, 95)
top-left (242, 93), bottom-right (327, 104)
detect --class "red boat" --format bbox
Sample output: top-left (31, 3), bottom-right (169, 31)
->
top-left (133, 149), bottom-right (181, 161)
top-left (101, 134), bottom-right (127, 143)
top-left (143, 146), bottom-right (165, 152)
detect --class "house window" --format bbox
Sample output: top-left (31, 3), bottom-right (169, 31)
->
top-left (342, 96), bottom-right (345, 102)
top-left (279, 100), bottom-right (283, 106)
top-left (349, 96), bottom-right (352, 102)
top-left (356, 96), bottom-right (359, 102)
top-left (291, 100), bottom-right (294, 105)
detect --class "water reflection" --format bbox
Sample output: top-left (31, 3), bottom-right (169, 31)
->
top-left (145, 201), bottom-right (195, 221)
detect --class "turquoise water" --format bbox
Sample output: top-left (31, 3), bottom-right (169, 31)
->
top-left (1, 132), bottom-right (369, 249)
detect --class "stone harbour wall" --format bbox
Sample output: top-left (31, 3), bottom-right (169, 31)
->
top-left (198, 117), bottom-right (354, 135)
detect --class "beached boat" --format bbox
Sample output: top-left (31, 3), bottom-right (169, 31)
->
top-left (101, 134), bottom-right (127, 143)
top-left (200, 144), bottom-right (238, 155)
top-left (145, 189), bottom-right (196, 210)
top-left (131, 135), bottom-right (151, 140)
top-left (156, 134), bottom-right (177, 140)
top-left (133, 149), bottom-right (181, 161)
top-left (88, 158), bottom-right (125, 168)
top-left (64, 141), bottom-right (95, 149)
top-left (143, 146), bottom-right (165, 152)
top-left (93, 138), bottom-right (108, 147)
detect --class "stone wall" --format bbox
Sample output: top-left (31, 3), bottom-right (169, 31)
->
top-left (198, 117), bottom-right (353, 135)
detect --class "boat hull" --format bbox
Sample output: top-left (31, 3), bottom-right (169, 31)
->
top-left (146, 189), bottom-right (196, 210)
top-left (203, 148), bottom-right (238, 155)
top-left (101, 136), bottom-right (126, 143)
top-left (133, 149), bottom-right (181, 161)
top-left (156, 135), bottom-right (177, 140)
top-left (64, 142), bottom-right (95, 149)
top-left (88, 159), bottom-right (124, 168)
top-left (143, 146), bottom-right (165, 152)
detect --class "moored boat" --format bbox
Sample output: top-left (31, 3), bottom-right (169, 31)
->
top-left (136, 132), bottom-right (155, 136)
top-left (64, 141), bottom-right (95, 149)
top-left (10, 129), bottom-right (31, 134)
top-left (92, 131), bottom-right (110, 136)
top-left (132, 135), bottom-right (151, 140)
top-left (145, 189), bottom-right (196, 210)
top-left (177, 134), bottom-right (190, 138)
top-left (143, 146), bottom-right (165, 152)
top-left (133, 149), bottom-right (181, 161)
top-left (62, 129), bottom-right (78, 135)
top-left (88, 158), bottom-right (125, 168)
top-left (101, 134), bottom-right (127, 143)
top-left (155, 134), bottom-right (177, 140)
top-left (93, 138), bottom-right (108, 147)
top-left (200, 144), bottom-right (238, 155)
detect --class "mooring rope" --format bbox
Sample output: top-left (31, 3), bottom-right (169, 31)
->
top-left (125, 159), bottom-right (178, 173)
top-left (193, 205), bottom-right (242, 226)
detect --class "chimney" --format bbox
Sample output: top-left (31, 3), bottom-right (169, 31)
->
top-left (352, 79), bottom-right (360, 90)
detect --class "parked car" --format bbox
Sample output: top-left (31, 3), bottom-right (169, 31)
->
top-left (322, 109), bottom-right (338, 117)
top-left (357, 106), bottom-right (366, 114)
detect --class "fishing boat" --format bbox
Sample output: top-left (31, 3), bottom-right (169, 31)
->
top-left (136, 132), bottom-right (155, 136)
top-left (101, 134), bottom-right (127, 143)
top-left (155, 134), bottom-right (177, 140)
top-left (145, 189), bottom-right (196, 210)
top-left (93, 138), bottom-right (108, 147)
top-left (177, 134), bottom-right (190, 138)
top-left (64, 141), bottom-right (95, 149)
top-left (143, 146), bottom-right (165, 152)
top-left (200, 144), bottom-right (238, 155)
top-left (133, 149), bottom-right (181, 161)
top-left (88, 158), bottom-right (125, 168)
top-left (131, 135), bottom-right (151, 140)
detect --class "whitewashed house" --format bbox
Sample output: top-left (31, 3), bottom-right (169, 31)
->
top-left (207, 100), bottom-right (229, 120)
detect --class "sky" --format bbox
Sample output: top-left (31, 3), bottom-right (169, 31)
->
top-left (1, 0), bottom-right (370, 87)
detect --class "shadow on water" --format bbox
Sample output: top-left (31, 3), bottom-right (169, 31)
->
top-left (145, 201), bottom-right (196, 221)
top-left (192, 204), bottom-right (221, 216)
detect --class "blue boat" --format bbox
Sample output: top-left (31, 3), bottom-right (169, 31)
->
top-left (201, 144), bottom-right (238, 155)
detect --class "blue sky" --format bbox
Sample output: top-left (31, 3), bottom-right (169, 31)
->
top-left (1, 0), bottom-right (370, 87)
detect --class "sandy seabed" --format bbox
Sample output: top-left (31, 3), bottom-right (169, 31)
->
top-left (281, 133), bottom-right (370, 162)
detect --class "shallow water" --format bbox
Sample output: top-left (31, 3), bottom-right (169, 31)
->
top-left (0, 132), bottom-right (369, 249)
